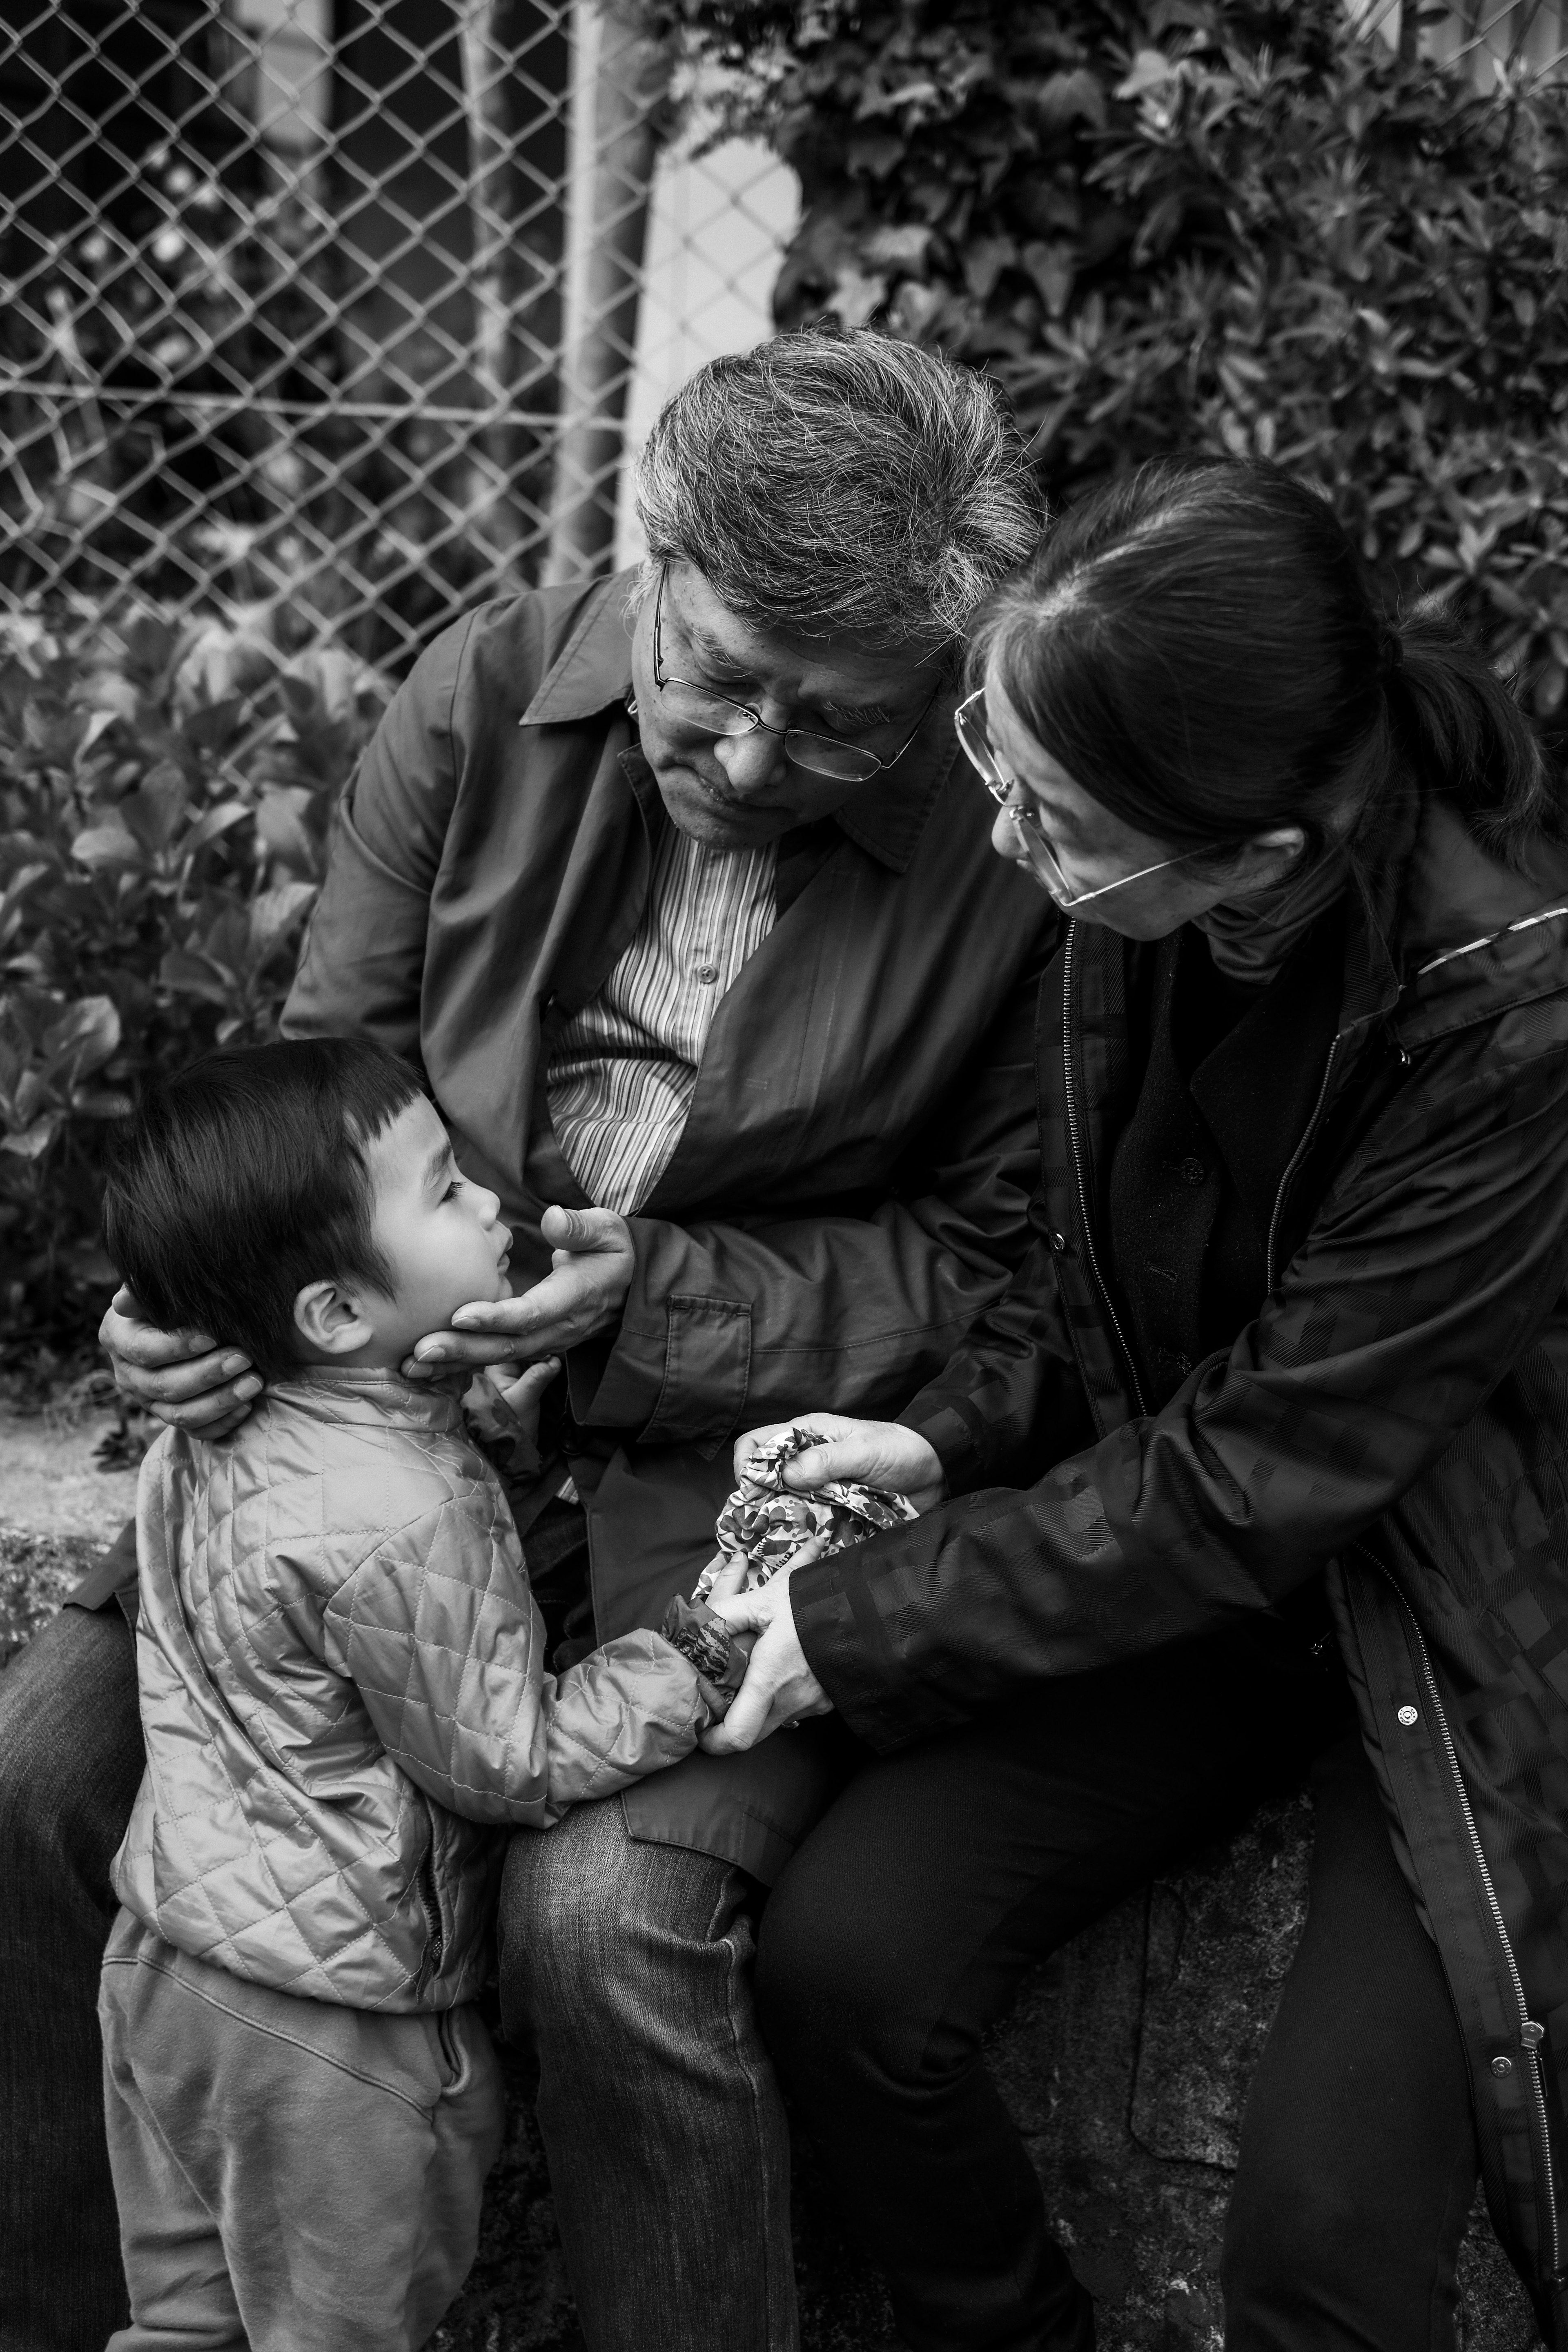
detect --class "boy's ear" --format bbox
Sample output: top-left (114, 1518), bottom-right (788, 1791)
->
top-left (293, 1279), bottom-right (376, 1358)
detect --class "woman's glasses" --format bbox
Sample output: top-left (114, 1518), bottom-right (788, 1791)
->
top-left (953, 690), bottom-right (1222, 911)
top-left (653, 564), bottom-right (935, 785)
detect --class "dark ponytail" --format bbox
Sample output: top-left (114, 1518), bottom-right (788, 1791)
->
top-left (1386, 601), bottom-right (1558, 865)
top-left (971, 457), bottom-right (1561, 875)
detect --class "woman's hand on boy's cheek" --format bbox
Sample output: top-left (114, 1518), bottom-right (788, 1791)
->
top-left (405, 1207), bottom-right (635, 1377)
top-left (100, 1285), bottom-right (264, 1433)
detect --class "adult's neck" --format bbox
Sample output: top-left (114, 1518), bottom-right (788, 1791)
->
top-left (1193, 848), bottom-right (1350, 986)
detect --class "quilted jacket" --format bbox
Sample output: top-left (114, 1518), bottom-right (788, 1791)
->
top-left (790, 793), bottom-right (1568, 2338)
top-left (113, 1368), bottom-right (712, 2011)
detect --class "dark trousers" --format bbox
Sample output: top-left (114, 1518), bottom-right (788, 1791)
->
top-left (0, 1601), bottom-right (142, 2352)
top-left (757, 1632), bottom-right (1479, 2352)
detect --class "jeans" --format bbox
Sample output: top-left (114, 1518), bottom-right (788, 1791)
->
top-left (0, 1599), bottom-right (143, 2352)
top-left (757, 1635), bottom-right (1477, 2352)
top-left (498, 1795), bottom-right (799, 2352)
top-left (100, 1912), bottom-right (505, 2352)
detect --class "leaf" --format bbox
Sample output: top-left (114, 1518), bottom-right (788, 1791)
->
top-left (1115, 49), bottom-right (1176, 101)
top-left (1022, 241), bottom-right (1075, 318)
top-left (964, 235), bottom-right (1017, 302)
top-left (184, 801), bottom-right (252, 855)
top-left (42, 994), bottom-right (121, 1077)
top-left (70, 822), bottom-right (143, 870)
top-left (829, 266), bottom-right (889, 328)
top-left (158, 949), bottom-right (236, 1006)
top-left (247, 880), bottom-right (318, 955)
top-left (2, 1114), bottom-right (62, 1160)
top-left (117, 760), bottom-right (187, 853)
top-left (1036, 68), bottom-right (1105, 132)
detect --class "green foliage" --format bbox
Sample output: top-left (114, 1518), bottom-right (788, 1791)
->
top-left (0, 609), bottom-right (387, 1355)
top-left (666, 0), bottom-right (1568, 723)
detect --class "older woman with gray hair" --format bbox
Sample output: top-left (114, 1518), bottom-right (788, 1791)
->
top-left (4, 329), bottom-right (1054, 2352)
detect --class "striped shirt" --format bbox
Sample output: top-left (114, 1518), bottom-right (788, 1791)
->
top-left (546, 822), bottom-right (777, 1215)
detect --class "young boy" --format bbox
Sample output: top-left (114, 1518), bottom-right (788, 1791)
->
top-left (97, 1037), bottom-right (718, 2352)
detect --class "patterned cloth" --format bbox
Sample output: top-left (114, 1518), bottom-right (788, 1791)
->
top-left (693, 1427), bottom-right (919, 1599)
top-left (546, 820), bottom-right (777, 1215)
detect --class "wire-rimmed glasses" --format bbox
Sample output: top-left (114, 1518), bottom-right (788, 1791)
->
top-left (653, 563), bottom-right (936, 785)
top-left (954, 690), bottom-right (1223, 911)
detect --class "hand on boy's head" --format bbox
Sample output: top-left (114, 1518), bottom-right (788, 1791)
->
top-left (404, 1203), bottom-right (635, 1377)
top-left (99, 1285), bottom-right (264, 1434)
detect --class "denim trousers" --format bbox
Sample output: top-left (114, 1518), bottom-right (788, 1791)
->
top-left (100, 1911), bottom-right (505, 2352)
top-left (498, 1795), bottom-right (799, 2352)
top-left (0, 1598), bottom-right (796, 2352)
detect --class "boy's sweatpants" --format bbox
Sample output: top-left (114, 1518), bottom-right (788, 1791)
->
top-left (98, 1909), bottom-right (507, 2352)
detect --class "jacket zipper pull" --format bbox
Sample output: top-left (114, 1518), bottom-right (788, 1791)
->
top-left (1522, 2019), bottom-right (1547, 2051)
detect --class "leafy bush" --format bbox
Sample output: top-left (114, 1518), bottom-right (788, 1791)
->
top-left (0, 608), bottom-right (387, 1361)
top-left (668, 0), bottom-right (1568, 728)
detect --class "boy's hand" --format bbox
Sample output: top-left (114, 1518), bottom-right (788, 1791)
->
top-left (733, 1414), bottom-right (946, 1513)
top-left (464, 1357), bottom-right (561, 1477)
top-left (405, 1206), bottom-right (635, 1377)
top-left (699, 1539), bottom-right (834, 1754)
top-left (100, 1285), bottom-right (263, 1436)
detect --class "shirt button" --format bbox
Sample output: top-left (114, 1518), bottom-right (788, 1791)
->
top-left (1492, 2055), bottom-right (1514, 2076)
top-left (1397, 1705), bottom-right (1419, 1727)
top-left (695, 962), bottom-right (719, 985)
top-left (1176, 1156), bottom-right (1206, 1187)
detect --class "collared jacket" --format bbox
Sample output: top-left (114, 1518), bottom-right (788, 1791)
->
top-left (790, 798), bottom-right (1568, 2334)
top-left (114, 1370), bottom-right (712, 2010)
top-left (283, 572), bottom-right (1055, 1880)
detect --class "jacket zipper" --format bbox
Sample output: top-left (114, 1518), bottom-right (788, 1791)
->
top-left (1374, 1561), bottom-right (1562, 2278)
top-left (1061, 924), bottom-right (1146, 1418)
top-left (416, 1846), bottom-right (444, 1979)
top-left (1265, 1031), bottom-right (1343, 1292)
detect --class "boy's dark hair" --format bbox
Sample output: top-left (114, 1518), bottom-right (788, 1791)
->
top-left (102, 1038), bottom-right (426, 1381)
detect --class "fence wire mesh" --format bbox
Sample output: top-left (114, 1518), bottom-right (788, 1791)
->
top-left (2, 0), bottom-right (1564, 677)
top-left (0, 0), bottom-right (791, 670)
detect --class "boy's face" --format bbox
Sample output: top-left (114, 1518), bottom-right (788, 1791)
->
top-left (353, 1096), bottom-right (512, 1361)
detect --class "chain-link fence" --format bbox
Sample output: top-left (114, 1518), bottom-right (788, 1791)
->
top-left (3, 0), bottom-right (1563, 677)
top-left (0, 0), bottom-right (794, 670)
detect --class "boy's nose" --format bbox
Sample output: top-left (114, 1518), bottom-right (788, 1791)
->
top-left (475, 1185), bottom-right (502, 1226)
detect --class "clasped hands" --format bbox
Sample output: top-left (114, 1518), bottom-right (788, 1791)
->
top-left (697, 1414), bottom-right (945, 1756)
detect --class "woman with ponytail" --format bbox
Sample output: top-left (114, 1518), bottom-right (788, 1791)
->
top-left (706, 460), bottom-right (1568, 2351)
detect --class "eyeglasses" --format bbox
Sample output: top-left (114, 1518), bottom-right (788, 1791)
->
top-left (652, 563), bottom-right (935, 785)
top-left (954, 690), bottom-right (1223, 911)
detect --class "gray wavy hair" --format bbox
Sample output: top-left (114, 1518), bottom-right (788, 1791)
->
top-left (633, 329), bottom-right (1045, 649)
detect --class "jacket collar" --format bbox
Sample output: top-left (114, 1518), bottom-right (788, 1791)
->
top-left (1351, 791), bottom-right (1568, 1047)
top-left (265, 1367), bottom-right (466, 1434)
top-left (518, 568), bottom-right (960, 877)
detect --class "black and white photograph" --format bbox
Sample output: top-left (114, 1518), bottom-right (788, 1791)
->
top-left (4, 4), bottom-right (1568, 2347)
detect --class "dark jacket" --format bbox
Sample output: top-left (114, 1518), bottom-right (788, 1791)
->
top-left (283, 572), bottom-right (1056, 1881)
top-left (791, 797), bottom-right (1568, 2330)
